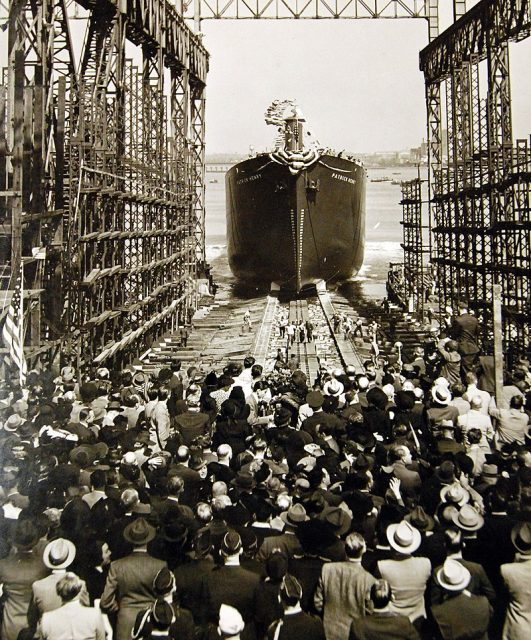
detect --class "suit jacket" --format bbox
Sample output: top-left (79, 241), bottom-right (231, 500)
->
top-left (29, 572), bottom-right (89, 627)
top-left (0, 548), bottom-right (49, 640)
top-left (501, 556), bottom-right (531, 640)
top-left (314, 560), bottom-right (376, 640)
top-left (377, 556), bottom-right (431, 622)
top-left (200, 563), bottom-right (260, 625)
top-left (40, 599), bottom-right (105, 640)
top-left (100, 549), bottom-right (166, 640)
top-left (349, 611), bottom-right (419, 640)
top-left (430, 558), bottom-right (496, 606)
top-left (256, 531), bottom-right (303, 562)
top-left (451, 313), bottom-right (480, 354)
top-left (431, 592), bottom-right (491, 640)
top-left (391, 462), bottom-right (421, 500)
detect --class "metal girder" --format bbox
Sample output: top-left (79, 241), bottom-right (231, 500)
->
top-left (420, 0), bottom-right (531, 85)
top-left (188, 0), bottom-right (432, 20)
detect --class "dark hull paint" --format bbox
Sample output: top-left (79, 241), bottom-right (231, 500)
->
top-left (226, 154), bottom-right (366, 291)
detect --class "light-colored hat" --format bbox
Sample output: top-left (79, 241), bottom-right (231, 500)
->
top-left (451, 504), bottom-right (484, 531)
top-left (434, 377), bottom-right (451, 389)
top-left (431, 385), bottom-right (451, 405)
top-left (43, 538), bottom-right (76, 570)
top-left (386, 520), bottom-right (421, 554)
top-left (4, 414), bottom-right (23, 432)
top-left (440, 482), bottom-right (470, 507)
top-left (218, 604), bottom-right (245, 636)
top-left (303, 443), bottom-right (325, 457)
top-left (436, 559), bottom-right (471, 591)
top-left (280, 503), bottom-right (309, 527)
top-left (511, 522), bottom-right (531, 555)
top-left (323, 379), bottom-right (344, 397)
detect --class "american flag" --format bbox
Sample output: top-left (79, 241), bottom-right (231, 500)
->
top-left (2, 264), bottom-right (27, 383)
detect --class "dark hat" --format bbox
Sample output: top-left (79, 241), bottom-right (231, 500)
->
top-left (162, 519), bottom-right (188, 545)
top-left (323, 507), bottom-right (352, 537)
top-left (367, 387), bottom-right (388, 410)
top-left (280, 503), bottom-right (309, 527)
top-left (151, 600), bottom-right (175, 629)
top-left (274, 407), bottom-right (292, 427)
top-left (254, 464), bottom-right (271, 485)
top-left (349, 428), bottom-right (376, 451)
top-left (123, 517), bottom-right (156, 545)
top-left (219, 375), bottom-right (235, 387)
top-left (395, 390), bottom-right (415, 411)
top-left (354, 453), bottom-right (371, 471)
top-left (435, 460), bottom-right (456, 484)
top-left (280, 574), bottom-right (303, 601)
top-left (405, 506), bottom-right (434, 532)
top-left (69, 442), bottom-right (109, 467)
top-left (107, 399), bottom-right (123, 410)
top-left (511, 522), bottom-right (531, 555)
top-left (296, 518), bottom-right (337, 554)
top-left (231, 472), bottom-right (256, 491)
top-left (153, 567), bottom-right (175, 595)
top-left (306, 390), bottom-right (324, 409)
top-left (221, 530), bottom-right (242, 556)
top-left (266, 550), bottom-right (289, 580)
top-left (14, 520), bottom-right (41, 550)
top-left (204, 371), bottom-right (218, 387)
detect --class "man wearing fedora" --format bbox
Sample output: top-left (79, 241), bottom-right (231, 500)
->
top-left (28, 538), bottom-right (89, 630)
top-left (314, 532), bottom-right (376, 640)
top-left (256, 504), bottom-right (307, 562)
top-left (500, 522), bottom-right (531, 640)
top-left (377, 521), bottom-right (431, 627)
top-left (100, 517), bottom-right (167, 640)
top-left (431, 559), bottom-right (491, 639)
top-left (0, 520), bottom-right (49, 640)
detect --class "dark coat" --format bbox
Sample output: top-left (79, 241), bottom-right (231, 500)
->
top-left (200, 563), bottom-right (260, 625)
top-left (431, 592), bottom-right (491, 640)
top-left (266, 611), bottom-right (325, 640)
top-left (349, 611), bottom-right (419, 640)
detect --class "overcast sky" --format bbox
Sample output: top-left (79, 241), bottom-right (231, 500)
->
top-left (199, 17), bottom-right (531, 154)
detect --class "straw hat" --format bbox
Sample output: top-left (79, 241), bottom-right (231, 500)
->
top-left (440, 482), bottom-right (470, 507)
top-left (431, 385), bottom-right (451, 405)
top-left (43, 538), bottom-right (76, 570)
top-left (437, 559), bottom-right (471, 591)
top-left (323, 379), bottom-right (344, 397)
top-left (511, 522), bottom-right (531, 555)
top-left (386, 521), bottom-right (421, 554)
top-left (451, 504), bottom-right (484, 531)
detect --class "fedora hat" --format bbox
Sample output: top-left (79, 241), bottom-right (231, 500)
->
top-left (405, 506), bottom-right (434, 532)
top-left (123, 517), bottom-right (156, 545)
top-left (440, 482), bottom-right (470, 507)
top-left (386, 520), bottom-right (421, 554)
top-left (437, 559), bottom-right (471, 591)
top-left (451, 504), bottom-right (484, 531)
top-left (14, 520), bottom-right (41, 551)
top-left (280, 503), bottom-right (309, 527)
top-left (231, 471), bottom-right (256, 491)
top-left (303, 443), bottom-right (325, 458)
top-left (480, 464), bottom-right (499, 483)
top-left (107, 399), bottom-right (123, 410)
top-left (306, 390), bottom-right (324, 409)
top-left (323, 379), bottom-right (344, 397)
top-left (69, 442), bottom-right (109, 467)
top-left (511, 522), bottom-right (531, 555)
top-left (4, 414), bottom-right (23, 432)
top-left (322, 507), bottom-right (352, 537)
top-left (435, 460), bottom-right (456, 484)
top-left (43, 538), bottom-right (76, 569)
top-left (431, 385), bottom-right (451, 405)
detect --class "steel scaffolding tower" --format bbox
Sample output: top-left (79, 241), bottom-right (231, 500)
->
top-left (420, 0), bottom-right (531, 362)
top-left (1, 0), bottom-right (208, 374)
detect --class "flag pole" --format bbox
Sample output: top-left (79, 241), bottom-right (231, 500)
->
top-left (19, 259), bottom-right (24, 387)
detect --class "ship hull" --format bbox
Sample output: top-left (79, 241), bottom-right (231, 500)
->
top-left (226, 154), bottom-right (366, 291)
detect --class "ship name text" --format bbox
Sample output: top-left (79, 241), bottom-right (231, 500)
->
top-left (237, 173), bottom-right (262, 185)
top-left (332, 173), bottom-right (356, 185)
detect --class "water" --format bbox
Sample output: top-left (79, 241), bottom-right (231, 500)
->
top-left (205, 164), bottom-right (426, 300)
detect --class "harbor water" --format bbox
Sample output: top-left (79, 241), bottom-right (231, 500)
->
top-left (205, 165), bottom-right (426, 300)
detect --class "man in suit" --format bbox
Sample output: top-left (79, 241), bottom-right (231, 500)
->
top-left (431, 559), bottom-right (491, 640)
top-left (500, 522), bottom-right (531, 640)
top-left (314, 532), bottom-right (376, 640)
top-left (29, 538), bottom-right (89, 629)
top-left (100, 517), bottom-right (167, 640)
top-left (349, 579), bottom-right (419, 640)
top-left (200, 530), bottom-right (260, 630)
top-left (389, 445), bottom-right (421, 501)
top-left (451, 300), bottom-right (481, 373)
top-left (40, 573), bottom-right (105, 640)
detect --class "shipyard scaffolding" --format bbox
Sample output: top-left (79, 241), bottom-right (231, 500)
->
top-left (419, 0), bottom-right (531, 363)
top-left (0, 0), bottom-right (208, 375)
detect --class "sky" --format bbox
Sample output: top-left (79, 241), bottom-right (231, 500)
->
top-left (198, 15), bottom-right (531, 154)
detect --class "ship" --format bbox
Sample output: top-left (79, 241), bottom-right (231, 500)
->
top-left (225, 101), bottom-right (366, 293)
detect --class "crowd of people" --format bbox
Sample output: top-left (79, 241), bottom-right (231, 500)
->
top-left (0, 299), bottom-right (530, 640)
